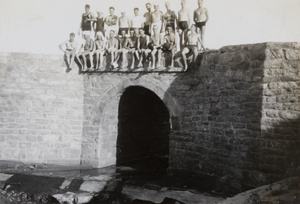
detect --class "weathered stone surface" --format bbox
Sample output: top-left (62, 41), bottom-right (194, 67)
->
top-left (0, 42), bottom-right (299, 194)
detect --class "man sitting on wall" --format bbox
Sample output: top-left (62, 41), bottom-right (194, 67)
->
top-left (149, 25), bottom-right (163, 70)
top-left (106, 30), bottom-right (119, 68)
top-left (94, 32), bottom-right (106, 70)
top-left (122, 29), bottom-right (138, 70)
top-left (181, 24), bottom-right (205, 71)
top-left (59, 33), bottom-right (78, 70)
top-left (163, 26), bottom-right (177, 68)
top-left (76, 34), bottom-right (94, 71)
top-left (137, 28), bottom-right (150, 68)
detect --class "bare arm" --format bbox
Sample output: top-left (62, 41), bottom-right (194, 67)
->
top-left (205, 8), bottom-right (209, 22)
top-left (193, 10), bottom-right (196, 23)
top-left (59, 41), bottom-right (67, 52)
top-left (78, 16), bottom-right (82, 35)
top-left (187, 10), bottom-right (191, 27)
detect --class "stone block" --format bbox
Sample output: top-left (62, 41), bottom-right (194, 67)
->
top-left (79, 180), bottom-right (107, 192)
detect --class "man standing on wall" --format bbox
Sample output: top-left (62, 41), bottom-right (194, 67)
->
top-left (118, 11), bottom-right (131, 36)
top-left (194, 0), bottom-right (209, 44)
top-left (105, 7), bottom-right (118, 37)
top-left (163, 2), bottom-right (177, 33)
top-left (131, 8), bottom-right (144, 37)
top-left (178, 0), bottom-right (190, 50)
top-left (93, 11), bottom-right (105, 38)
top-left (59, 33), bottom-right (78, 70)
top-left (151, 4), bottom-right (164, 34)
top-left (143, 3), bottom-right (152, 36)
top-left (78, 4), bottom-right (95, 36)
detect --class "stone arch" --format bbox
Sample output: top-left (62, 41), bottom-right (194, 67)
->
top-left (87, 76), bottom-right (181, 168)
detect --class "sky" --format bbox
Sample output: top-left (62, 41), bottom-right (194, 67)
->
top-left (0, 0), bottom-right (299, 54)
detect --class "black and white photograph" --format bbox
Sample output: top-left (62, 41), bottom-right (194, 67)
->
top-left (0, 0), bottom-right (299, 203)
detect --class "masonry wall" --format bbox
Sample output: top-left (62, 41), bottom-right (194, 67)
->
top-left (0, 42), bottom-right (299, 194)
top-left (166, 42), bottom-right (300, 194)
top-left (0, 53), bottom-right (84, 165)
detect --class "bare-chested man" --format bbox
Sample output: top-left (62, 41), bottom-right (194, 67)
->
top-left (76, 34), bottom-right (94, 71)
top-left (181, 24), bottom-right (205, 71)
top-left (59, 33), bottom-right (78, 70)
top-left (149, 25), bottom-right (163, 69)
top-left (143, 3), bottom-right (152, 36)
top-left (178, 0), bottom-right (190, 49)
top-left (94, 33), bottom-right (106, 70)
top-left (164, 2), bottom-right (177, 32)
top-left (78, 4), bottom-right (95, 36)
top-left (151, 4), bottom-right (164, 34)
top-left (163, 26), bottom-right (177, 68)
top-left (112, 29), bottom-right (127, 68)
top-left (137, 28), bottom-right (150, 67)
top-left (122, 29), bottom-right (138, 69)
top-left (194, 0), bottom-right (209, 42)
top-left (105, 7), bottom-right (118, 37)
top-left (118, 12), bottom-right (131, 36)
top-left (106, 30), bottom-right (118, 68)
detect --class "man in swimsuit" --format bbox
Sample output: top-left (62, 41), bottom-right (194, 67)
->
top-left (137, 28), bottom-right (150, 68)
top-left (112, 29), bottom-right (127, 68)
top-left (78, 4), bottom-right (95, 36)
top-left (194, 0), bottom-right (209, 42)
top-left (143, 3), bottom-right (152, 36)
top-left (105, 7), bottom-right (118, 37)
top-left (76, 34), bottom-right (94, 71)
top-left (164, 2), bottom-right (177, 32)
top-left (163, 26), bottom-right (177, 68)
top-left (94, 33), bottom-right (106, 70)
top-left (118, 12), bottom-right (131, 36)
top-left (181, 24), bottom-right (205, 71)
top-left (149, 25), bottom-right (163, 69)
top-left (131, 8), bottom-right (144, 37)
top-left (151, 4), bottom-right (164, 34)
top-left (122, 29), bottom-right (138, 69)
top-left (106, 30), bottom-right (119, 68)
top-left (59, 33), bottom-right (78, 70)
top-left (93, 11), bottom-right (105, 38)
top-left (178, 0), bottom-right (190, 50)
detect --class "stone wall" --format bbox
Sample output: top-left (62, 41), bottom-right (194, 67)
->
top-left (0, 53), bottom-right (84, 165)
top-left (0, 42), bottom-right (299, 194)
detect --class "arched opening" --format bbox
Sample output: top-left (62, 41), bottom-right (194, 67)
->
top-left (117, 86), bottom-right (170, 170)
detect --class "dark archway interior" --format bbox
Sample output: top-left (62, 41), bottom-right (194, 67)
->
top-left (117, 86), bottom-right (170, 170)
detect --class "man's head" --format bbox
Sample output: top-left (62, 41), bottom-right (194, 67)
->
top-left (121, 11), bottom-right (126, 17)
top-left (198, 0), bottom-right (203, 7)
top-left (109, 30), bottom-right (115, 38)
top-left (139, 28), bottom-right (145, 36)
top-left (130, 29), bottom-right (135, 37)
top-left (69, 33), bottom-right (75, 41)
top-left (109, 7), bottom-right (115, 15)
top-left (165, 2), bottom-right (170, 10)
top-left (181, 0), bottom-right (186, 8)
top-left (154, 4), bottom-right (159, 11)
top-left (190, 24), bottom-right (196, 32)
top-left (121, 29), bottom-right (126, 37)
top-left (97, 11), bottom-right (103, 17)
top-left (166, 26), bottom-right (173, 34)
top-left (146, 3), bottom-right (151, 11)
top-left (134, 8), bottom-right (139, 16)
top-left (96, 33), bottom-right (103, 41)
top-left (85, 4), bottom-right (90, 12)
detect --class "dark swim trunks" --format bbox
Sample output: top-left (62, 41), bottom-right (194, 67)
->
top-left (186, 44), bottom-right (197, 52)
top-left (178, 21), bottom-right (189, 31)
top-left (144, 25), bottom-right (150, 36)
top-left (195, 21), bottom-right (206, 29)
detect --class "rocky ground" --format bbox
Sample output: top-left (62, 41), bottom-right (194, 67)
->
top-left (0, 161), bottom-right (299, 204)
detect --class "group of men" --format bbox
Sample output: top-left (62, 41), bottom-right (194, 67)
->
top-left (59, 0), bottom-right (209, 71)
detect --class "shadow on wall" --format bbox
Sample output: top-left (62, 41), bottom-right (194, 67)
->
top-left (162, 43), bottom-right (300, 195)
